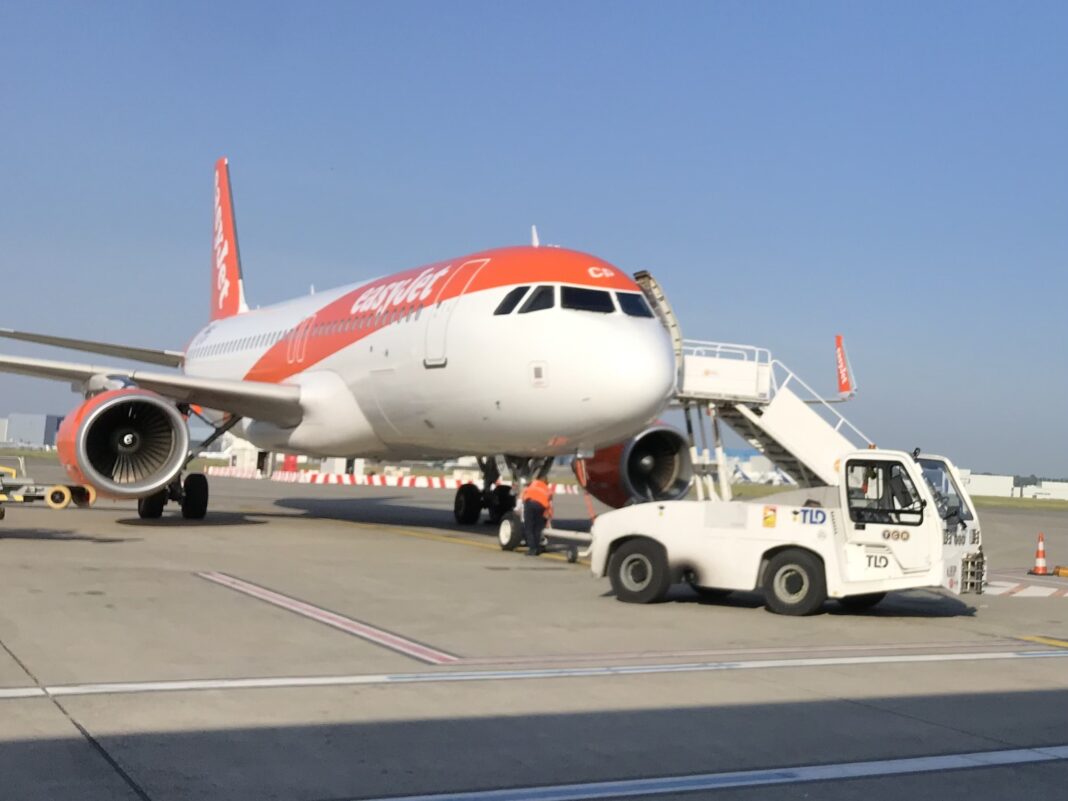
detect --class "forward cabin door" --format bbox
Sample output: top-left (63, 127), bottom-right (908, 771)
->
top-left (423, 259), bottom-right (490, 368)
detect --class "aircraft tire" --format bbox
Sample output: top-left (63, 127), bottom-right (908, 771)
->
top-left (486, 485), bottom-right (515, 525)
top-left (454, 483), bottom-right (481, 525)
top-left (137, 490), bottom-right (167, 519)
top-left (181, 473), bottom-right (209, 520)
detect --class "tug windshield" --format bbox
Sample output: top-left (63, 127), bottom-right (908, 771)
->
top-left (917, 457), bottom-right (974, 522)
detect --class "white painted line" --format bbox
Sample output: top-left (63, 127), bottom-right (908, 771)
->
top-left (0, 687), bottom-right (46, 699)
top-left (1014, 586), bottom-right (1058, 598)
top-left (460, 640), bottom-right (1017, 666)
top-left (196, 572), bottom-right (460, 665)
top-left (347, 745), bottom-right (1068, 801)
top-left (6, 647), bottom-right (1066, 701)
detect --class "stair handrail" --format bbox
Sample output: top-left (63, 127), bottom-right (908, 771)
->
top-left (770, 360), bottom-right (874, 448)
top-left (682, 339), bottom-right (771, 365)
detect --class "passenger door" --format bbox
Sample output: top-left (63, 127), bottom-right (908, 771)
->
top-left (423, 259), bottom-right (490, 368)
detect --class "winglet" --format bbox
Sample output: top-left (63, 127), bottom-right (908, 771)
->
top-left (835, 334), bottom-right (857, 398)
top-left (531, 225), bottom-right (540, 247)
top-left (212, 158), bottom-right (249, 320)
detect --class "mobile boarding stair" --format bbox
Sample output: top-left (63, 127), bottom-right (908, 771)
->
top-left (675, 341), bottom-right (873, 501)
top-left (634, 271), bottom-right (872, 502)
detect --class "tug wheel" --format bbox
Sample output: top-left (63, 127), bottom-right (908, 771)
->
top-left (608, 538), bottom-right (671, 604)
top-left (762, 549), bottom-right (827, 616)
top-left (46, 485), bottom-right (73, 510)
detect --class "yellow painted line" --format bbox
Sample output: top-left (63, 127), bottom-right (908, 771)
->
top-left (311, 516), bottom-right (587, 565)
top-left (1018, 635), bottom-right (1068, 650)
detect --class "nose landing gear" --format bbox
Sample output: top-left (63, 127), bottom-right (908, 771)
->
top-left (451, 456), bottom-right (550, 527)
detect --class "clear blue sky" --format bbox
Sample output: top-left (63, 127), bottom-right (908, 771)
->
top-left (1, 1), bottom-right (1065, 475)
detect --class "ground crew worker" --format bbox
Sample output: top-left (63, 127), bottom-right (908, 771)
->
top-left (521, 477), bottom-right (553, 556)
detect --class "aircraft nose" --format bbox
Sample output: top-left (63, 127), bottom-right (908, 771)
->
top-left (588, 320), bottom-right (676, 426)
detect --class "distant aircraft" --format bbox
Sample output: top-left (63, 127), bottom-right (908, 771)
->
top-left (0, 159), bottom-right (688, 522)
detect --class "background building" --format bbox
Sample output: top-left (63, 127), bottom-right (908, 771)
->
top-left (5, 413), bottom-right (63, 447)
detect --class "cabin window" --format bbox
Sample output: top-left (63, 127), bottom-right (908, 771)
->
top-left (616, 292), bottom-right (655, 318)
top-left (518, 285), bottom-right (555, 314)
top-left (494, 286), bottom-right (530, 315)
top-left (561, 286), bottom-right (615, 313)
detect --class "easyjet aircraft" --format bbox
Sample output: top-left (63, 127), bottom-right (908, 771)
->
top-left (0, 159), bottom-right (692, 528)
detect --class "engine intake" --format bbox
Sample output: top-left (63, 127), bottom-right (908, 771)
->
top-left (56, 389), bottom-right (190, 498)
top-left (578, 425), bottom-right (693, 508)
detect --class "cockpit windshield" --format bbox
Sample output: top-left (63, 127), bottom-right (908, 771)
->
top-left (561, 286), bottom-right (615, 313)
top-left (616, 292), bottom-right (655, 318)
top-left (917, 457), bottom-right (974, 522)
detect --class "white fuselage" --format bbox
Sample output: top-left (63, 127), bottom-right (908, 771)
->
top-left (182, 247), bottom-right (677, 459)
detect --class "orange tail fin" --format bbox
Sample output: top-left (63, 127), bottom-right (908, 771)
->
top-left (835, 334), bottom-right (857, 398)
top-left (212, 157), bottom-right (248, 320)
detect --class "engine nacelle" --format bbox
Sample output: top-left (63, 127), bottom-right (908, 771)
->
top-left (577, 425), bottom-right (694, 508)
top-left (56, 389), bottom-right (190, 499)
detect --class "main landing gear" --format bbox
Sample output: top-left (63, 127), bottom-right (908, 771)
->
top-left (136, 413), bottom-right (240, 521)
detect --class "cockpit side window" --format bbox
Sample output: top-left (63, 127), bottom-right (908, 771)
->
top-left (518, 285), bottom-right (555, 313)
top-left (494, 286), bottom-right (530, 315)
top-left (561, 286), bottom-right (615, 313)
top-left (616, 292), bottom-right (654, 318)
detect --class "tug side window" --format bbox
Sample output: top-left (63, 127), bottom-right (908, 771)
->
top-left (845, 460), bottom-right (924, 525)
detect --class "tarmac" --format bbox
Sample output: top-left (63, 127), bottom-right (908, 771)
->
top-left (1, 463), bottom-right (1067, 800)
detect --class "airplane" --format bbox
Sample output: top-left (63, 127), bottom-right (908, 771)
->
top-left (0, 158), bottom-right (692, 527)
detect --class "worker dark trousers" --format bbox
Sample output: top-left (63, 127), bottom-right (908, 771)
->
top-left (523, 500), bottom-right (547, 555)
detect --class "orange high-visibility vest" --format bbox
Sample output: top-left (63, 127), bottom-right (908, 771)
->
top-left (522, 480), bottom-right (552, 511)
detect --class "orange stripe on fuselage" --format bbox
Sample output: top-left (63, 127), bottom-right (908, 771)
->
top-left (242, 246), bottom-right (639, 384)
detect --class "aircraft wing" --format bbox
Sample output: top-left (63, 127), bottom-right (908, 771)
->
top-left (0, 328), bottom-right (185, 368)
top-left (0, 353), bottom-right (302, 427)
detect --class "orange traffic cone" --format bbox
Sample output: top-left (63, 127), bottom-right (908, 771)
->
top-left (1029, 532), bottom-right (1051, 576)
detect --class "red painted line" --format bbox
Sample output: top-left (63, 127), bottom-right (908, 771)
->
top-left (1053, 588), bottom-right (1068, 599)
top-left (1003, 583), bottom-right (1030, 596)
top-left (197, 572), bottom-right (459, 665)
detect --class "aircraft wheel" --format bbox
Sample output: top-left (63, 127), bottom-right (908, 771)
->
top-left (608, 538), bottom-right (671, 604)
top-left (838, 592), bottom-right (886, 611)
top-left (137, 490), bottom-right (167, 519)
top-left (454, 483), bottom-right (482, 525)
top-left (181, 473), bottom-right (209, 520)
top-left (45, 485), bottom-right (73, 510)
top-left (498, 513), bottom-right (523, 551)
top-left (763, 549), bottom-right (827, 616)
top-left (486, 485), bottom-right (515, 524)
top-left (71, 485), bottom-right (97, 508)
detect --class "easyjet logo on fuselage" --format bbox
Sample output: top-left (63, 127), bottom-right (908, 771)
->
top-left (213, 171), bottom-right (231, 311)
top-left (349, 265), bottom-right (453, 317)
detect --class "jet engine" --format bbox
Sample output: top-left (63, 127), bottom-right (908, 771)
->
top-left (576, 425), bottom-right (693, 508)
top-left (56, 388), bottom-right (190, 499)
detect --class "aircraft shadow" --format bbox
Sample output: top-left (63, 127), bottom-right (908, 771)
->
top-left (116, 512), bottom-right (268, 528)
top-left (273, 495), bottom-right (592, 536)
